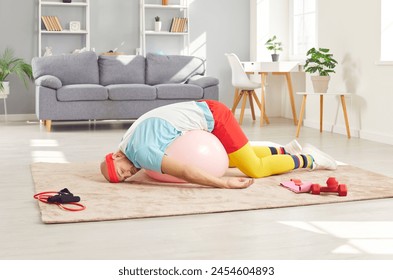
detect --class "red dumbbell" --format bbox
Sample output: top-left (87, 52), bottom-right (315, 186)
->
top-left (310, 177), bottom-right (347, 196)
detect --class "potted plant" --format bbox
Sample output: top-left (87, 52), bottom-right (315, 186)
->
top-left (0, 48), bottom-right (33, 97)
top-left (304, 47), bottom-right (338, 93)
top-left (154, 16), bottom-right (162, 32)
top-left (265, 35), bottom-right (283, 62)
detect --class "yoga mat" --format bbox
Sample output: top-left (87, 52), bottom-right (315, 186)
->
top-left (30, 162), bottom-right (393, 224)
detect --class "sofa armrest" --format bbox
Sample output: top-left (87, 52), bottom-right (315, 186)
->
top-left (187, 75), bottom-right (219, 88)
top-left (35, 75), bottom-right (62, 89)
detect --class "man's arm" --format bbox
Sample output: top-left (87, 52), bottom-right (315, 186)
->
top-left (161, 155), bottom-right (254, 189)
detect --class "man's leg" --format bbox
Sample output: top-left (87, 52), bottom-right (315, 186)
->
top-left (228, 143), bottom-right (313, 178)
top-left (202, 100), bottom-right (331, 177)
top-left (229, 146), bottom-right (284, 167)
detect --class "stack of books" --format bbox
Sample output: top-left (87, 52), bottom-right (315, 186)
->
top-left (41, 16), bottom-right (63, 31)
top-left (169, 17), bottom-right (188, 33)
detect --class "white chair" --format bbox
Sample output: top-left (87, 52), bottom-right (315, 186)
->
top-left (225, 53), bottom-right (269, 125)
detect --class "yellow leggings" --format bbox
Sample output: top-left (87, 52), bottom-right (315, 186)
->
top-left (228, 143), bottom-right (296, 178)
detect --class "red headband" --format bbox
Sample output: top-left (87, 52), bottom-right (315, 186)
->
top-left (105, 153), bottom-right (119, 183)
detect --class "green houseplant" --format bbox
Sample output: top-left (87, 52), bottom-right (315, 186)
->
top-left (265, 35), bottom-right (283, 62)
top-left (304, 47), bottom-right (338, 93)
top-left (0, 48), bottom-right (33, 96)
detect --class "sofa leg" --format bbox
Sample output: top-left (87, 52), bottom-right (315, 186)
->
top-left (43, 120), bottom-right (52, 132)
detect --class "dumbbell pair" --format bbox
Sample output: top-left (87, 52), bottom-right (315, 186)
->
top-left (281, 177), bottom-right (347, 196)
top-left (310, 177), bottom-right (347, 196)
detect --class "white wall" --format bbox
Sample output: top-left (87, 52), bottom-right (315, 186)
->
top-left (304, 0), bottom-right (393, 144)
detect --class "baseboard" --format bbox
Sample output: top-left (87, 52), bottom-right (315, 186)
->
top-left (302, 119), bottom-right (393, 145)
top-left (302, 119), bottom-right (360, 138)
top-left (359, 130), bottom-right (393, 145)
top-left (0, 114), bottom-right (37, 122)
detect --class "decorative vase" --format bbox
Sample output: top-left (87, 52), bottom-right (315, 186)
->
top-left (162, 0), bottom-right (168, 5)
top-left (311, 76), bottom-right (330, 93)
top-left (271, 54), bottom-right (279, 62)
top-left (0, 81), bottom-right (10, 96)
top-left (155, 21), bottom-right (162, 32)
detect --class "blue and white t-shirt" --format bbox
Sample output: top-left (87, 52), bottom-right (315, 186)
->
top-left (118, 101), bottom-right (214, 173)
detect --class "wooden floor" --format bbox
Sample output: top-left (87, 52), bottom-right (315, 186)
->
top-left (1, 117), bottom-right (393, 260)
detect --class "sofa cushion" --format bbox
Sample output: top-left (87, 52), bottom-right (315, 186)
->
top-left (98, 55), bottom-right (145, 86)
top-left (106, 84), bottom-right (156, 101)
top-left (35, 75), bottom-right (62, 89)
top-left (32, 51), bottom-right (99, 86)
top-left (146, 53), bottom-right (205, 85)
top-left (155, 84), bottom-right (203, 100)
top-left (187, 75), bottom-right (219, 88)
top-left (57, 85), bottom-right (108, 101)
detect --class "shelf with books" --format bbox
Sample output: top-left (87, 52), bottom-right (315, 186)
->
top-left (41, 30), bottom-right (88, 34)
top-left (38, 0), bottom-right (90, 56)
top-left (144, 4), bottom-right (188, 9)
top-left (140, 0), bottom-right (190, 56)
top-left (41, 1), bottom-right (88, 7)
top-left (145, 31), bottom-right (187, 35)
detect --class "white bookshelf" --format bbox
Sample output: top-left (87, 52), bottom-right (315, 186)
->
top-left (140, 0), bottom-right (190, 56)
top-left (38, 0), bottom-right (90, 56)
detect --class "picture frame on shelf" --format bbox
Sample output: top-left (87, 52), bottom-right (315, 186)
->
top-left (69, 21), bottom-right (81, 32)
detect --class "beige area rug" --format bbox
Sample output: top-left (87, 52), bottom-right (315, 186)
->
top-left (31, 162), bottom-right (393, 224)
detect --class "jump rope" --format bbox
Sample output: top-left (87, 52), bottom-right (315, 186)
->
top-left (33, 188), bottom-right (86, 212)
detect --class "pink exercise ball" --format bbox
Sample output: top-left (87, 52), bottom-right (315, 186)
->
top-left (145, 130), bottom-right (229, 183)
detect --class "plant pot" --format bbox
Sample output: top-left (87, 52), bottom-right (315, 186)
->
top-left (311, 76), bottom-right (330, 93)
top-left (271, 54), bottom-right (279, 62)
top-left (154, 21), bottom-right (162, 32)
top-left (162, 0), bottom-right (168, 5)
top-left (0, 81), bottom-right (10, 97)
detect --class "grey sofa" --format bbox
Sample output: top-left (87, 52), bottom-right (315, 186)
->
top-left (31, 51), bottom-right (219, 131)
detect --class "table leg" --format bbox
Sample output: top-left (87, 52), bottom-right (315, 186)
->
top-left (296, 95), bottom-right (307, 138)
top-left (259, 73), bottom-right (267, 126)
top-left (340, 95), bottom-right (351, 139)
top-left (251, 90), bottom-right (269, 124)
top-left (285, 72), bottom-right (298, 125)
top-left (320, 95), bottom-right (323, 133)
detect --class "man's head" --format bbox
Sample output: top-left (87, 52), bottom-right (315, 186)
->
top-left (100, 151), bottom-right (140, 183)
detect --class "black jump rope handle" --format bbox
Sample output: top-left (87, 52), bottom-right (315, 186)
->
top-left (47, 194), bottom-right (80, 204)
top-left (47, 188), bottom-right (80, 204)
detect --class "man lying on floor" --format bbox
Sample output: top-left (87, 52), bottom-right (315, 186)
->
top-left (100, 99), bottom-right (336, 189)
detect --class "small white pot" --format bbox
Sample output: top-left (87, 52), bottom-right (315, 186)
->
top-left (0, 81), bottom-right (10, 97)
top-left (311, 76), bottom-right (330, 93)
top-left (154, 21), bottom-right (162, 32)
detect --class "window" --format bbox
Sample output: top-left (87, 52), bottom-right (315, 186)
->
top-left (290, 0), bottom-right (317, 59)
top-left (380, 0), bottom-right (393, 61)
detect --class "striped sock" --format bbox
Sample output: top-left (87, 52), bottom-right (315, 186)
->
top-left (269, 146), bottom-right (286, 155)
top-left (291, 154), bottom-right (313, 169)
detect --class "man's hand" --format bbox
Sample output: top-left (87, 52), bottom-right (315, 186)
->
top-left (162, 155), bottom-right (254, 189)
top-left (223, 177), bottom-right (254, 189)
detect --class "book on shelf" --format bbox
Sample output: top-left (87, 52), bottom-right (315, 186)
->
top-left (169, 17), bottom-right (188, 33)
top-left (41, 16), bottom-right (63, 31)
top-left (53, 16), bottom-right (63, 31)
